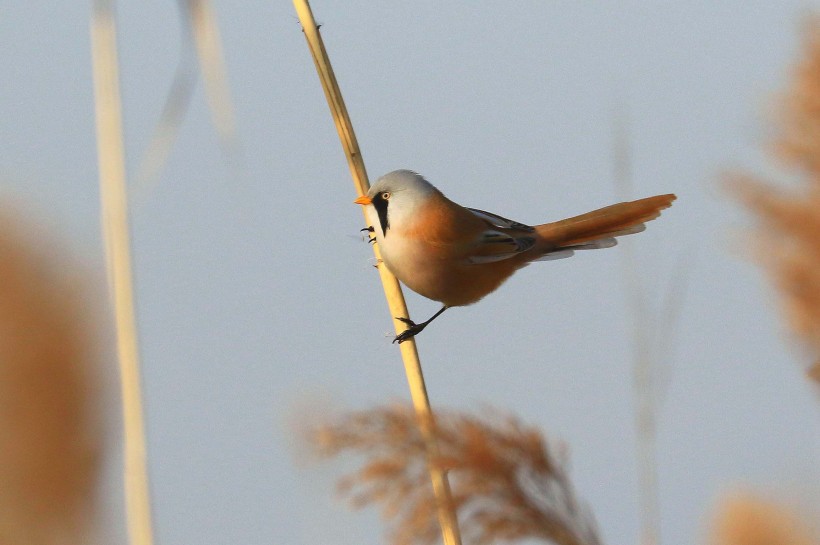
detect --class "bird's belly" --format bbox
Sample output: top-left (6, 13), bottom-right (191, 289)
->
top-left (378, 237), bottom-right (444, 298)
top-left (378, 236), bottom-right (515, 307)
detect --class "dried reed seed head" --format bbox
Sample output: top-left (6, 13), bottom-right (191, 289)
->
top-left (309, 405), bottom-right (599, 545)
top-left (728, 21), bottom-right (820, 369)
top-left (731, 177), bottom-right (820, 354)
top-left (808, 359), bottom-right (820, 385)
top-left (0, 210), bottom-right (102, 543)
top-left (711, 494), bottom-right (817, 545)
top-left (775, 18), bottom-right (820, 177)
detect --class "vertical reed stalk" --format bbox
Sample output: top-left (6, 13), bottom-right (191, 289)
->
top-left (613, 111), bottom-right (661, 545)
top-left (187, 0), bottom-right (238, 153)
top-left (291, 2), bottom-right (462, 544)
top-left (90, 3), bottom-right (155, 545)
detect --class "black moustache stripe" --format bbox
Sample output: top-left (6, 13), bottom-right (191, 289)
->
top-left (373, 194), bottom-right (390, 236)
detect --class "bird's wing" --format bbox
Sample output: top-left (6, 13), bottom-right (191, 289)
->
top-left (465, 229), bottom-right (537, 264)
top-left (466, 208), bottom-right (535, 232)
top-left (464, 208), bottom-right (538, 264)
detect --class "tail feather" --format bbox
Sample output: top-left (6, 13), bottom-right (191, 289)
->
top-left (535, 194), bottom-right (676, 248)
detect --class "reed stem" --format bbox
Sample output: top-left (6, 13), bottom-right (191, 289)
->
top-left (90, 3), bottom-right (155, 545)
top-left (292, 3), bottom-right (462, 544)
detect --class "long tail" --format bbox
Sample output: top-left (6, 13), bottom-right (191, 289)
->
top-left (535, 194), bottom-right (676, 251)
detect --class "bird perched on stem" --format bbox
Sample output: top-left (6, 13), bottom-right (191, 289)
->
top-left (355, 170), bottom-right (675, 343)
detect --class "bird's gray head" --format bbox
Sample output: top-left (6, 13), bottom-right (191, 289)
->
top-left (362, 170), bottom-right (438, 236)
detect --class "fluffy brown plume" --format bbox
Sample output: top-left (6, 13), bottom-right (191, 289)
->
top-left (312, 404), bottom-right (600, 545)
top-left (720, 22), bottom-right (820, 544)
top-left (710, 494), bottom-right (817, 545)
top-left (730, 19), bottom-right (820, 385)
top-left (0, 210), bottom-right (102, 543)
top-left (772, 18), bottom-right (820, 177)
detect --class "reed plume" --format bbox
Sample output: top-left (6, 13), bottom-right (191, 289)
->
top-left (0, 210), bottom-right (102, 544)
top-left (312, 404), bottom-right (600, 545)
top-left (730, 19), bottom-right (820, 385)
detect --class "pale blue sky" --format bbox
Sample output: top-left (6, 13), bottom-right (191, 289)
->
top-left (2, 2), bottom-right (818, 545)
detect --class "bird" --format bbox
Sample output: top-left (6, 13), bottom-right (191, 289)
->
top-left (354, 170), bottom-right (675, 344)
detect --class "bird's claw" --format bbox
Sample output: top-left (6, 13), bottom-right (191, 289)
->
top-left (361, 226), bottom-right (377, 244)
top-left (393, 317), bottom-right (423, 344)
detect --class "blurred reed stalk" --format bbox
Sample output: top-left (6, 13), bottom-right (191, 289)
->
top-left (612, 110), bottom-right (659, 545)
top-left (90, 2), bottom-right (155, 545)
top-left (291, 2), bottom-right (462, 544)
top-left (186, 0), bottom-right (238, 154)
top-left (133, 2), bottom-right (198, 197)
top-left (611, 112), bottom-right (651, 545)
top-left (613, 108), bottom-right (688, 545)
top-left (135, 0), bottom-right (240, 199)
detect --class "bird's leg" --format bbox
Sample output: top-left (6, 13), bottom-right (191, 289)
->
top-left (393, 305), bottom-right (448, 344)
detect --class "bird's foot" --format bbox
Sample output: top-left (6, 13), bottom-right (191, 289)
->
top-left (393, 317), bottom-right (426, 344)
top-left (361, 226), bottom-right (376, 244)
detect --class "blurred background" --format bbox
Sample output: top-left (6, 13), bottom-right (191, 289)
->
top-left (0, 2), bottom-right (818, 544)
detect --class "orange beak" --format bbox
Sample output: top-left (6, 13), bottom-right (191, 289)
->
top-left (354, 195), bottom-right (372, 205)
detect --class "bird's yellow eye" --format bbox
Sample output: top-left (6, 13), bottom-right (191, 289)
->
top-left (381, 192), bottom-right (391, 200)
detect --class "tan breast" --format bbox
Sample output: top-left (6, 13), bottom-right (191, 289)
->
top-left (376, 193), bottom-right (520, 306)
